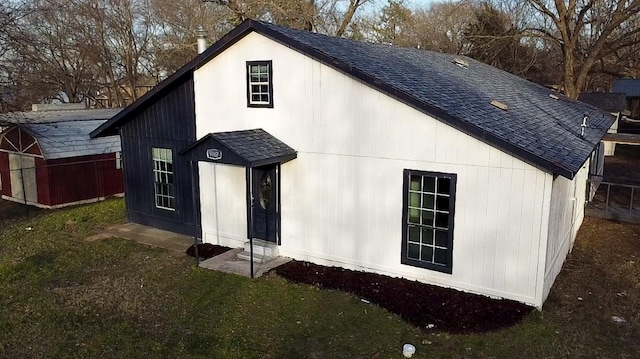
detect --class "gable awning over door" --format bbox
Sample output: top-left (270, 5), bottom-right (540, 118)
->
top-left (179, 128), bottom-right (297, 167)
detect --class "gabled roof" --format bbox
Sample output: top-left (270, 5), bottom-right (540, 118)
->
top-left (180, 128), bottom-right (296, 167)
top-left (613, 79), bottom-right (640, 97)
top-left (92, 19), bottom-right (614, 179)
top-left (0, 109), bottom-right (122, 159)
top-left (578, 93), bottom-right (627, 113)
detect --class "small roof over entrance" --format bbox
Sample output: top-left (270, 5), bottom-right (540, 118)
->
top-left (180, 128), bottom-right (297, 167)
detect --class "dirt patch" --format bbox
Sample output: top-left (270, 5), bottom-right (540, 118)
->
top-left (0, 199), bottom-right (45, 227)
top-left (185, 243), bottom-right (233, 260)
top-left (84, 233), bottom-right (116, 242)
top-left (275, 261), bottom-right (533, 334)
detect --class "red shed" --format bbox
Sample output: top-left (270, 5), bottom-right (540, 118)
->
top-left (0, 104), bottom-right (123, 208)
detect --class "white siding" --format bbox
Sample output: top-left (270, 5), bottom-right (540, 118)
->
top-left (194, 32), bottom-right (554, 306)
top-left (542, 162), bottom-right (589, 303)
top-left (199, 163), bottom-right (247, 247)
top-left (8, 154), bottom-right (37, 204)
top-left (604, 116), bottom-right (618, 156)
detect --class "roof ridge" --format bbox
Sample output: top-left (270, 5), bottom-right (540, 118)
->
top-left (93, 19), bottom-right (614, 178)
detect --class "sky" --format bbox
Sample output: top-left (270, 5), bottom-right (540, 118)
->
top-left (406, 0), bottom-right (437, 9)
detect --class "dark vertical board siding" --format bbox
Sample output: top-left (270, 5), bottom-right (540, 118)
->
top-left (120, 76), bottom-right (200, 236)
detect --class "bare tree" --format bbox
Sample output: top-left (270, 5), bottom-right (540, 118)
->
top-left (371, 0), bottom-right (416, 46)
top-left (94, 0), bottom-right (155, 105)
top-left (204, 0), bottom-right (374, 36)
top-left (464, 2), bottom-right (538, 77)
top-left (365, 0), bottom-right (478, 53)
top-left (151, 0), bottom-right (233, 75)
top-left (2, 0), bottom-right (103, 107)
top-left (1, 0), bottom-right (158, 109)
top-left (522, 0), bottom-right (640, 98)
top-left (0, 1), bottom-right (29, 111)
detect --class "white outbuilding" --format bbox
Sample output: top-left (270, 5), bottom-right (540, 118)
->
top-left (94, 20), bottom-right (613, 308)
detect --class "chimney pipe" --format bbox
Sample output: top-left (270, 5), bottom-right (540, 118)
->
top-left (197, 25), bottom-right (208, 54)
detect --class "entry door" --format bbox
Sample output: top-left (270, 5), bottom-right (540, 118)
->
top-left (252, 165), bottom-right (278, 243)
top-left (8, 154), bottom-right (37, 203)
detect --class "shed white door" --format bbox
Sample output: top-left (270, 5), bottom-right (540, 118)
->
top-left (9, 154), bottom-right (37, 203)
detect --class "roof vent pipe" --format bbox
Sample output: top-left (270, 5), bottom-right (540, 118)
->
top-left (581, 114), bottom-right (589, 138)
top-left (197, 25), bottom-right (208, 54)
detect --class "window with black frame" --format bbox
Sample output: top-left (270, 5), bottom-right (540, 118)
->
top-left (402, 170), bottom-right (456, 273)
top-left (152, 148), bottom-right (175, 211)
top-left (246, 60), bottom-right (273, 108)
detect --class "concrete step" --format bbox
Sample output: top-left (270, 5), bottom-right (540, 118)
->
top-left (236, 251), bottom-right (272, 264)
top-left (242, 239), bottom-right (279, 258)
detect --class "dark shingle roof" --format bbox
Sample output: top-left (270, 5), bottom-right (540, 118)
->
top-left (613, 79), bottom-right (640, 97)
top-left (257, 21), bottom-right (612, 178)
top-left (578, 93), bottom-right (627, 113)
top-left (94, 19), bottom-right (613, 178)
top-left (180, 129), bottom-right (296, 167)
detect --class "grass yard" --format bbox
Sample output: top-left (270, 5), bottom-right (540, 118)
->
top-left (0, 198), bottom-right (639, 358)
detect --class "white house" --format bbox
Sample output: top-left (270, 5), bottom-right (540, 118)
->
top-left (93, 20), bottom-right (613, 308)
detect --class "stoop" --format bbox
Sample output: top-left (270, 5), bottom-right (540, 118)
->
top-left (236, 239), bottom-right (279, 263)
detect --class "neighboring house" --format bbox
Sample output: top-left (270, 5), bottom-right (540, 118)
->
top-left (92, 20), bottom-right (613, 308)
top-left (578, 92), bottom-right (627, 156)
top-left (0, 104), bottom-right (123, 208)
top-left (613, 79), bottom-right (640, 119)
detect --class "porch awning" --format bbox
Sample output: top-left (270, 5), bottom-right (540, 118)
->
top-left (179, 128), bottom-right (297, 167)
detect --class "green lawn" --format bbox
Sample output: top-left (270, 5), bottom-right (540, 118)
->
top-left (0, 199), bottom-right (638, 358)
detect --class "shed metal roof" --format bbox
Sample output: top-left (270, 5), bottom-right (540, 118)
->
top-left (92, 20), bottom-right (614, 179)
top-left (613, 79), bottom-right (640, 97)
top-left (0, 109), bottom-right (122, 159)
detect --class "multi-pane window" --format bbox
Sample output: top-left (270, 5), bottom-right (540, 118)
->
top-left (402, 170), bottom-right (456, 273)
top-left (153, 148), bottom-right (175, 211)
top-left (247, 60), bottom-right (273, 107)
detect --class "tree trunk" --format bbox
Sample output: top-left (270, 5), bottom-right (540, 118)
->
top-left (336, 0), bottom-right (361, 37)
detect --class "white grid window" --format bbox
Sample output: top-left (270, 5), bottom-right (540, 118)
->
top-left (152, 148), bottom-right (175, 211)
top-left (247, 61), bottom-right (272, 107)
top-left (403, 170), bottom-right (456, 273)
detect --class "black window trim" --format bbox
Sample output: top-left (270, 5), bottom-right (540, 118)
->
top-left (246, 60), bottom-right (274, 108)
top-left (401, 169), bottom-right (456, 274)
top-left (152, 147), bottom-right (176, 212)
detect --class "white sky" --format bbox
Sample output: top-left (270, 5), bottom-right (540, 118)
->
top-left (405, 0), bottom-right (437, 9)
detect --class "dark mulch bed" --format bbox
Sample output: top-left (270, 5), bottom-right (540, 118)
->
top-left (275, 261), bottom-right (533, 334)
top-left (185, 243), bottom-right (232, 260)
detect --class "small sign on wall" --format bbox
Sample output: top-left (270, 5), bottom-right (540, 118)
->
top-left (206, 148), bottom-right (222, 161)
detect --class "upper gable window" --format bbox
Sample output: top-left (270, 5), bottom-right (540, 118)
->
top-left (247, 61), bottom-right (273, 108)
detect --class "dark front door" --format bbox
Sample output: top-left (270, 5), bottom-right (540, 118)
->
top-left (252, 165), bottom-right (278, 242)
